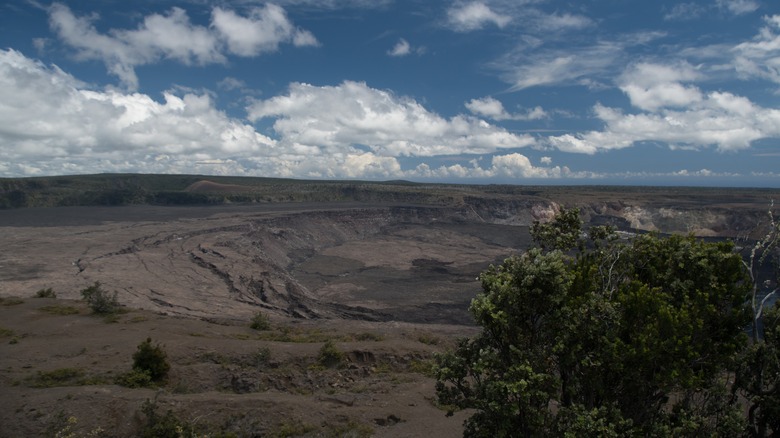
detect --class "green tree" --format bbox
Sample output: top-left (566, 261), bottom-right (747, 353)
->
top-left (80, 281), bottom-right (119, 314)
top-left (132, 338), bottom-right (170, 382)
top-left (435, 209), bottom-right (753, 437)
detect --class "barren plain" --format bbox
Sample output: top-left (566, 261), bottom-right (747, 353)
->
top-left (1, 179), bottom-right (779, 437)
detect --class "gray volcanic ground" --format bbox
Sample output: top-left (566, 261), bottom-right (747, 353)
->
top-left (0, 189), bottom-right (776, 326)
top-left (0, 203), bottom-right (533, 325)
top-left (1, 189), bottom-right (778, 437)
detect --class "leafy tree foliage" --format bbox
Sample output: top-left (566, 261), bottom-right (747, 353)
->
top-left (249, 311), bottom-right (271, 331)
top-left (435, 209), bottom-right (758, 437)
top-left (133, 338), bottom-right (170, 382)
top-left (80, 282), bottom-right (120, 314)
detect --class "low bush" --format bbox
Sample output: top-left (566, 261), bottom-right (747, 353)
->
top-left (249, 312), bottom-right (271, 331)
top-left (253, 347), bottom-right (271, 368)
top-left (115, 369), bottom-right (153, 388)
top-left (317, 340), bottom-right (345, 369)
top-left (139, 398), bottom-right (194, 438)
top-left (80, 282), bottom-right (120, 315)
top-left (34, 287), bottom-right (56, 298)
top-left (132, 338), bottom-right (170, 382)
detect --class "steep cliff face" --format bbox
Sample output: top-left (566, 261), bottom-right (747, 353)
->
top-left (465, 196), bottom-right (770, 238)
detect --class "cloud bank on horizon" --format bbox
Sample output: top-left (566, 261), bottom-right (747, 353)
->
top-left (0, 0), bottom-right (778, 186)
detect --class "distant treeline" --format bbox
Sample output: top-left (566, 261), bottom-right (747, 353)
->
top-left (0, 174), bottom-right (464, 209)
top-left (3, 173), bottom-right (778, 210)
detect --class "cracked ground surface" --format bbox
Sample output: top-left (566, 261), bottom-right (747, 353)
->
top-left (2, 193), bottom-right (773, 437)
top-left (0, 203), bottom-right (528, 437)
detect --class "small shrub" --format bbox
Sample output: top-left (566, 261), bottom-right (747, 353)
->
top-left (132, 338), bottom-right (170, 382)
top-left (249, 312), bottom-right (271, 331)
top-left (354, 332), bottom-right (383, 342)
top-left (139, 398), bottom-right (194, 438)
top-left (0, 326), bottom-right (14, 338)
top-left (408, 359), bottom-right (436, 377)
top-left (35, 288), bottom-right (56, 298)
top-left (115, 369), bottom-right (153, 388)
top-left (80, 282), bottom-right (119, 315)
top-left (253, 347), bottom-right (271, 368)
top-left (415, 332), bottom-right (440, 345)
top-left (317, 340), bottom-right (345, 369)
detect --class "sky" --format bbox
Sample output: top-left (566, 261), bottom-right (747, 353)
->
top-left (1, 0), bottom-right (779, 186)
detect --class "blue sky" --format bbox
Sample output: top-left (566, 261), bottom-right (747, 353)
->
top-left (1, 0), bottom-right (779, 186)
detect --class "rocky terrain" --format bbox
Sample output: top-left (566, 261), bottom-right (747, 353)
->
top-left (1, 179), bottom-right (778, 437)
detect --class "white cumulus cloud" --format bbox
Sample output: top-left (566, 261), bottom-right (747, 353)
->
top-left (547, 91), bottom-right (779, 154)
top-left (446, 2), bottom-right (511, 32)
top-left (0, 50), bottom-right (549, 180)
top-left (0, 49), bottom-right (276, 176)
top-left (410, 153), bottom-right (575, 179)
top-left (733, 15), bottom-right (780, 86)
top-left (48, 3), bottom-right (317, 90)
top-left (211, 4), bottom-right (318, 57)
top-left (247, 81), bottom-right (535, 157)
top-left (465, 96), bottom-right (547, 121)
top-left (388, 38), bottom-right (411, 56)
top-left (618, 62), bottom-right (703, 111)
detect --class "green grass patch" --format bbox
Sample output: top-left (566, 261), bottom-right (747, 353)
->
top-left (415, 333), bottom-right (441, 346)
top-left (0, 296), bottom-right (24, 306)
top-left (325, 420), bottom-right (374, 438)
top-left (270, 420), bottom-right (318, 438)
top-left (39, 305), bottom-right (80, 316)
top-left (0, 326), bottom-right (14, 338)
top-left (25, 368), bottom-right (107, 388)
top-left (408, 359), bottom-right (437, 377)
top-left (352, 332), bottom-right (383, 342)
top-left (255, 326), bottom-right (344, 343)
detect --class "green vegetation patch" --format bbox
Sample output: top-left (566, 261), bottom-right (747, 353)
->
top-left (414, 332), bottom-right (441, 346)
top-left (24, 368), bottom-right (107, 388)
top-left (39, 305), bottom-right (80, 316)
top-left (255, 326), bottom-right (344, 343)
top-left (0, 296), bottom-right (24, 306)
top-left (249, 311), bottom-right (271, 331)
top-left (270, 420), bottom-right (318, 438)
top-left (34, 288), bottom-right (56, 298)
top-left (81, 282), bottom-right (121, 315)
top-left (317, 340), bottom-right (345, 369)
top-left (0, 326), bottom-right (14, 338)
top-left (352, 332), bottom-right (383, 342)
